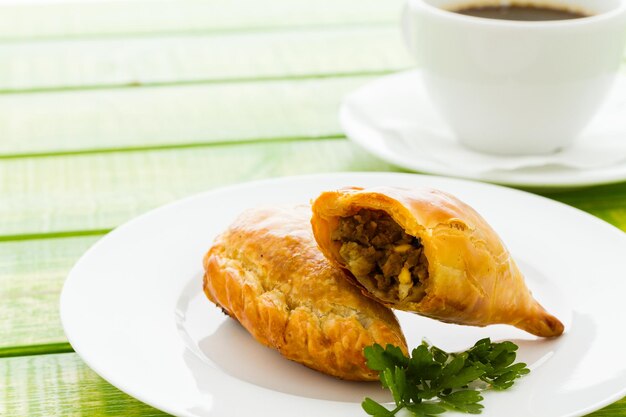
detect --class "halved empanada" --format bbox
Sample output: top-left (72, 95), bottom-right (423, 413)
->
top-left (311, 186), bottom-right (564, 338)
top-left (203, 205), bottom-right (408, 381)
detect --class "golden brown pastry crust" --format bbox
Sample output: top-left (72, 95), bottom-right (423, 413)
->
top-left (203, 205), bottom-right (407, 381)
top-left (311, 186), bottom-right (564, 338)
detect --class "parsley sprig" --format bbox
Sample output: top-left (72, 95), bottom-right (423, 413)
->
top-left (362, 338), bottom-right (530, 416)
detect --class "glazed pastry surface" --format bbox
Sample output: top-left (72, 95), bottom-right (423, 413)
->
top-left (311, 186), bottom-right (564, 338)
top-left (203, 205), bottom-right (407, 381)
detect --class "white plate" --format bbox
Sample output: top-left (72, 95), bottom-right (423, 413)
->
top-left (61, 173), bottom-right (626, 417)
top-left (341, 71), bottom-right (626, 187)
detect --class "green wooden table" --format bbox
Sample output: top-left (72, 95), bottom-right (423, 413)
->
top-left (1, 0), bottom-right (625, 415)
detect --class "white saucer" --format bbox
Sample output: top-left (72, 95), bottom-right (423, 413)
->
top-left (341, 70), bottom-right (626, 187)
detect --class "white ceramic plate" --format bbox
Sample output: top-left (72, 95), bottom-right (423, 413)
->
top-left (61, 173), bottom-right (626, 417)
top-left (341, 71), bottom-right (626, 187)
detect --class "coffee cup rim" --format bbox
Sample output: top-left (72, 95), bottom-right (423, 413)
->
top-left (407, 0), bottom-right (626, 27)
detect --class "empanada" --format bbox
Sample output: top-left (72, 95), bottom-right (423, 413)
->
top-left (311, 186), bottom-right (564, 338)
top-left (203, 205), bottom-right (408, 381)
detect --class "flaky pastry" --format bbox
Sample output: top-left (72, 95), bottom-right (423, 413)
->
top-left (203, 205), bottom-right (407, 381)
top-left (311, 186), bottom-right (564, 338)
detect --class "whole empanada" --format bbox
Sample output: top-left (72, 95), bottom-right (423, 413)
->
top-left (203, 205), bottom-right (407, 381)
top-left (311, 186), bottom-right (564, 338)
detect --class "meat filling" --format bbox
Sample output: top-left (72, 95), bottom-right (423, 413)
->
top-left (331, 209), bottom-right (429, 303)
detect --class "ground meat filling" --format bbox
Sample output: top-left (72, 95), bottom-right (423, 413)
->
top-left (331, 209), bottom-right (428, 302)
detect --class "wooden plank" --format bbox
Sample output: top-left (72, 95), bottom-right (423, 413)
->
top-left (594, 400), bottom-right (626, 417)
top-left (0, 138), bottom-right (399, 237)
top-left (543, 183), bottom-right (626, 233)
top-left (0, 353), bottom-right (167, 416)
top-left (0, 26), bottom-right (409, 92)
top-left (0, 0), bottom-right (402, 40)
top-left (545, 183), bottom-right (626, 211)
top-left (1, 135), bottom-right (626, 237)
top-left (0, 236), bottom-right (100, 351)
top-left (0, 76), bottom-right (372, 156)
top-left (0, 353), bottom-right (624, 416)
top-left (2, 65), bottom-right (623, 157)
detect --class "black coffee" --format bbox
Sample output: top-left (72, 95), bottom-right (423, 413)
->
top-left (452, 4), bottom-right (589, 21)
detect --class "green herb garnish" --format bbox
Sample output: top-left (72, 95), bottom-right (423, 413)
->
top-left (362, 338), bottom-right (529, 416)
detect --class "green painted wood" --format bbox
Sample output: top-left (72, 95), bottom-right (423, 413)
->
top-left (1, 63), bottom-right (624, 158)
top-left (0, 353), bottom-right (167, 417)
top-left (0, 139), bottom-right (399, 237)
top-left (0, 230), bottom-right (111, 243)
top-left (0, 353), bottom-right (624, 416)
top-left (0, 343), bottom-right (73, 359)
top-left (543, 183), bottom-right (626, 233)
top-left (0, 0), bottom-right (402, 40)
top-left (545, 182), bottom-right (626, 211)
top-left (1, 136), bottom-right (625, 237)
top-left (0, 76), bottom-right (370, 156)
top-left (0, 236), bottom-right (101, 351)
top-left (593, 400), bottom-right (626, 417)
top-left (0, 26), bottom-right (409, 92)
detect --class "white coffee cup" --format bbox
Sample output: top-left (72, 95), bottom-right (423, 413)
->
top-left (403, 0), bottom-right (626, 155)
